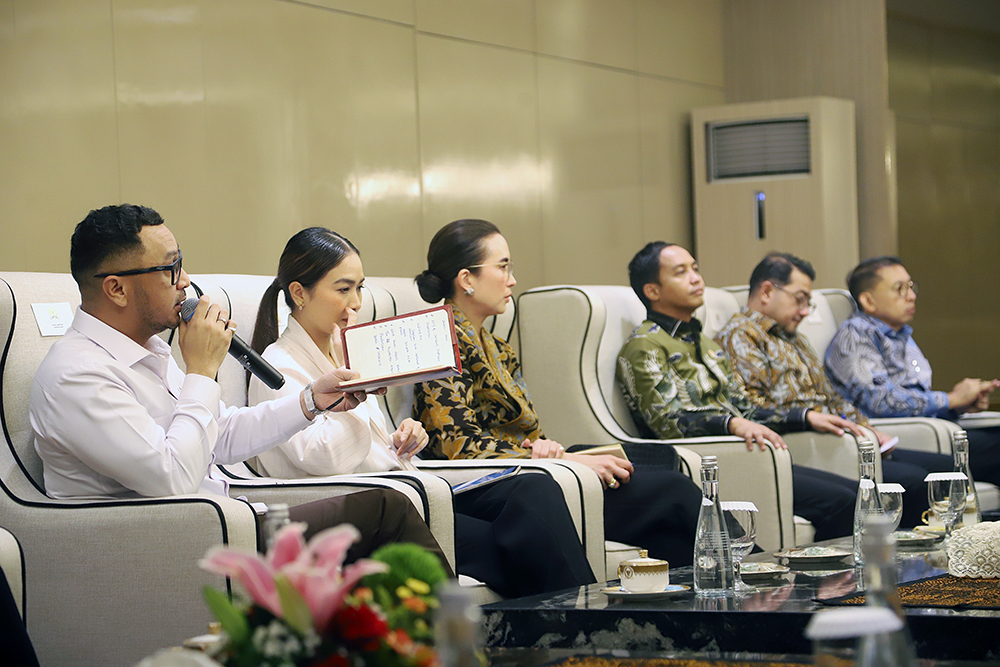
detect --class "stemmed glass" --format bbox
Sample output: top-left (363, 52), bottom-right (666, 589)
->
top-left (721, 501), bottom-right (758, 594)
top-left (925, 472), bottom-right (968, 542)
top-left (878, 483), bottom-right (905, 532)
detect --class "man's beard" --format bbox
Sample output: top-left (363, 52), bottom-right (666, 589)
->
top-left (134, 284), bottom-right (178, 337)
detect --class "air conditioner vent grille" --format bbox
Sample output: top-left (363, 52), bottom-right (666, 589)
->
top-left (707, 118), bottom-right (810, 180)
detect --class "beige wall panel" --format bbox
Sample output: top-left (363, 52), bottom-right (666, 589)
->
top-left (887, 17), bottom-right (931, 121)
top-left (724, 0), bottom-right (895, 261)
top-left (929, 29), bottom-right (1000, 129)
top-left (113, 0), bottom-right (213, 271)
top-left (198, 0), bottom-right (295, 275)
top-left (415, 0), bottom-right (534, 51)
top-left (200, 2), bottom-right (422, 277)
top-left (893, 120), bottom-right (936, 240)
top-left (536, 0), bottom-right (637, 71)
top-left (0, 1), bottom-right (120, 272)
top-left (637, 77), bottom-right (723, 252)
top-left (537, 58), bottom-right (642, 286)
top-left (415, 35), bottom-right (543, 289)
top-left (636, 0), bottom-right (723, 85)
top-left (291, 0), bottom-right (414, 25)
top-left (896, 121), bottom-right (1000, 388)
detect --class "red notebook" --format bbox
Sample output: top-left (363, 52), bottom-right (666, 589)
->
top-left (338, 304), bottom-right (462, 392)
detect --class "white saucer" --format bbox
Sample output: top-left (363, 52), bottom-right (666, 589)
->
top-left (739, 562), bottom-right (791, 579)
top-left (601, 584), bottom-right (690, 600)
top-left (893, 530), bottom-right (940, 548)
top-left (774, 546), bottom-right (853, 564)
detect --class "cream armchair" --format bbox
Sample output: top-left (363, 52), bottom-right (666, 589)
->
top-left (515, 284), bottom-right (799, 552)
top-left (0, 272), bottom-right (259, 667)
top-left (361, 276), bottom-right (605, 581)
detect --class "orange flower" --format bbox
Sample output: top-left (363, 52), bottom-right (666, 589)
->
top-left (402, 596), bottom-right (428, 614)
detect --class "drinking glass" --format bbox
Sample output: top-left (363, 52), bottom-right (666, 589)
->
top-left (721, 501), bottom-right (757, 594)
top-left (926, 473), bottom-right (968, 541)
top-left (878, 483), bottom-right (904, 532)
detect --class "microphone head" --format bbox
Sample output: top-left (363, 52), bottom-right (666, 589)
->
top-left (180, 297), bottom-right (200, 322)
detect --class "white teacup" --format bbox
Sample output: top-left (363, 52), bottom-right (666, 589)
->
top-left (617, 550), bottom-right (670, 592)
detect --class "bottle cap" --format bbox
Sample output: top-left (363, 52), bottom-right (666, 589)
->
top-left (924, 472), bottom-right (968, 482)
top-left (876, 483), bottom-right (905, 493)
top-left (720, 501), bottom-right (758, 512)
top-left (805, 607), bottom-right (903, 639)
top-left (701, 455), bottom-right (718, 466)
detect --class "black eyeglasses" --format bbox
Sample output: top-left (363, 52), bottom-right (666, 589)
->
top-left (94, 251), bottom-right (183, 285)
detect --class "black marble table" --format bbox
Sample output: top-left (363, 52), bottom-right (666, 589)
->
top-left (483, 538), bottom-right (1000, 661)
top-left (485, 647), bottom-right (998, 667)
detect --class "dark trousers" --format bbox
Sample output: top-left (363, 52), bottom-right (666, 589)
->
top-left (791, 465), bottom-right (857, 541)
top-left (288, 488), bottom-right (453, 576)
top-left (453, 474), bottom-right (596, 598)
top-left (0, 568), bottom-right (38, 667)
top-left (883, 448), bottom-right (953, 528)
top-left (965, 426), bottom-right (1000, 489)
top-left (604, 467), bottom-right (702, 567)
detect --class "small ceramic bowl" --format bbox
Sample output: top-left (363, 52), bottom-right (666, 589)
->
top-left (617, 550), bottom-right (670, 592)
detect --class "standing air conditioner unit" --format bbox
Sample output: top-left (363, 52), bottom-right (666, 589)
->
top-left (691, 97), bottom-right (858, 287)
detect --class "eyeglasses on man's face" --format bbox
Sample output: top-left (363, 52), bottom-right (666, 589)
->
top-left (468, 259), bottom-right (513, 278)
top-left (774, 284), bottom-right (816, 314)
top-left (889, 280), bottom-right (918, 298)
top-left (94, 251), bottom-right (184, 286)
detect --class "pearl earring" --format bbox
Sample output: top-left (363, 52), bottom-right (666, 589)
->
top-left (465, 288), bottom-right (475, 296)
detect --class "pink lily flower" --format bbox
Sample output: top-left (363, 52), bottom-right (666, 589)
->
top-left (200, 522), bottom-right (387, 633)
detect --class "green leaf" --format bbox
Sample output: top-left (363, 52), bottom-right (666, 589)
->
top-left (274, 573), bottom-right (314, 636)
top-left (203, 586), bottom-right (250, 645)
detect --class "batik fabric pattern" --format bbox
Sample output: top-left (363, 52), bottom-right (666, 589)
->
top-left (714, 308), bottom-right (868, 424)
top-left (413, 305), bottom-right (542, 460)
top-left (616, 310), bottom-right (810, 440)
top-left (824, 312), bottom-right (951, 419)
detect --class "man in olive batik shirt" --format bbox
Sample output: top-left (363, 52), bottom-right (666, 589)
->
top-left (616, 242), bottom-right (857, 540)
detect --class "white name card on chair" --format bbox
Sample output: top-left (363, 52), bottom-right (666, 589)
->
top-left (31, 302), bottom-right (73, 336)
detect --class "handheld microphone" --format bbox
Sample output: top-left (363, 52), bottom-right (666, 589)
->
top-left (181, 298), bottom-right (285, 390)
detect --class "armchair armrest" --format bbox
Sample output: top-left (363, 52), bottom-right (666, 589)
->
top-left (415, 458), bottom-right (606, 582)
top-left (0, 526), bottom-right (24, 619)
top-left (871, 417), bottom-right (960, 454)
top-left (218, 465), bottom-right (456, 573)
top-left (782, 431), bottom-right (883, 482)
top-left (671, 438), bottom-right (794, 552)
top-left (15, 494), bottom-right (256, 667)
top-left (958, 411), bottom-right (1000, 430)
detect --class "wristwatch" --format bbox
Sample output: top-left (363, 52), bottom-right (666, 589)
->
top-left (302, 382), bottom-right (330, 416)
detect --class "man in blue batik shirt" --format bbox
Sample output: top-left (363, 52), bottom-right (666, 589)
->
top-left (825, 256), bottom-right (1000, 487)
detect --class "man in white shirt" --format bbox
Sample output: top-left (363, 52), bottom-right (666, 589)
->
top-left (29, 204), bottom-right (449, 565)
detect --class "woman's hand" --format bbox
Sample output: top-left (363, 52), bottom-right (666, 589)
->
top-left (563, 452), bottom-right (634, 490)
top-left (523, 438), bottom-right (565, 459)
top-left (393, 418), bottom-right (429, 458)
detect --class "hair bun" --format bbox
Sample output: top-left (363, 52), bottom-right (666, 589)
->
top-left (415, 270), bottom-right (447, 303)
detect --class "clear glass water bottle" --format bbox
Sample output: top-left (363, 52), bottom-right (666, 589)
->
top-left (952, 430), bottom-right (981, 526)
top-left (853, 439), bottom-right (885, 566)
top-left (261, 503), bottom-right (291, 554)
top-left (435, 582), bottom-right (485, 667)
top-left (857, 515), bottom-right (917, 667)
top-left (693, 455), bottom-right (733, 597)
top-left (806, 607), bottom-right (902, 667)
